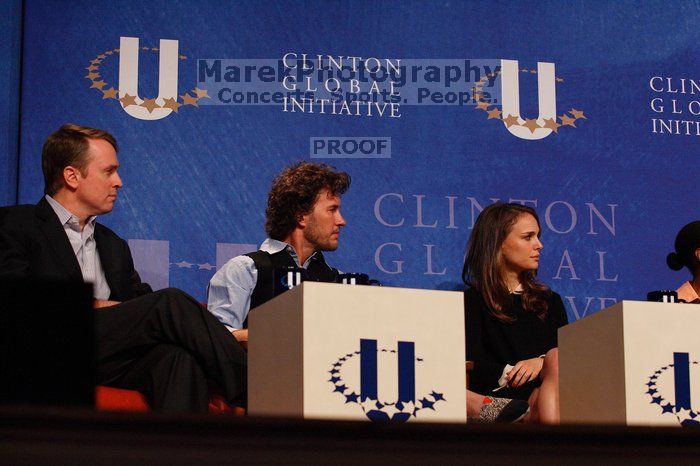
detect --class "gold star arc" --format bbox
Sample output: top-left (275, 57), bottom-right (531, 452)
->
top-left (86, 45), bottom-right (200, 115)
top-left (472, 67), bottom-right (585, 135)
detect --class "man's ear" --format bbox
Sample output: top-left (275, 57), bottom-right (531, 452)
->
top-left (297, 212), bottom-right (309, 229)
top-left (694, 248), bottom-right (700, 263)
top-left (63, 166), bottom-right (81, 190)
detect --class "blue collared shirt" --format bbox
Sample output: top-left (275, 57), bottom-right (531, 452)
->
top-left (45, 195), bottom-right (111, 300)
top-left (207, 238), bottom-right (322, 330)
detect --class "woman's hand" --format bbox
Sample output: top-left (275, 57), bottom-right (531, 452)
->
top-left (506, 357), bottom-right (544, 387)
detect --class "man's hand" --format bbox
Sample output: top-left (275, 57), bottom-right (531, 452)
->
top-left (232, 329), bottom-right (248, 350)
top-left (506, 357), bottom-right (544, 387)
top-left (93, 299), bottom-right (121, 309)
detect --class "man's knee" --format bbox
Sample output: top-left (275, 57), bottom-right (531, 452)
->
top-left (163, 346), bottom-right (203, 373)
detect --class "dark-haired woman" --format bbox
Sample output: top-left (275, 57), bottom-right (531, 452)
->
top-left (463, 203), bottom-right (567, 424)
top-left (667, 221), bottom-right (700, 303)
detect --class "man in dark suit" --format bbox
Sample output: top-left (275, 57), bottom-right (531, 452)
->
top-left (0, 124), bottom-right (247, 411)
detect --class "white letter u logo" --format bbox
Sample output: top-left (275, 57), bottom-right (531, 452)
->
top-left (118, 36), bottom-right (179, 121)
top-left (500, 59), bottom-right (557, 140)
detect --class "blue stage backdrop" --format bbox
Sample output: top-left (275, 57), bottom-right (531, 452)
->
top-left (0, 0), bottom-right (22, 206)
top-left (12, 0), bottom-right (699, 321)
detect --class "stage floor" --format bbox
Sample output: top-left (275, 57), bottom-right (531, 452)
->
top-left (1, 407), bottom-right (698, 464)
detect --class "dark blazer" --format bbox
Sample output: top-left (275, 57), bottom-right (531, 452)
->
top-left (0, 198), bottom-right (151, 301)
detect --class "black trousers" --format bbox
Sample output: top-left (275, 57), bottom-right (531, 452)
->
top-left (94, 288), bottom-right (246, 412)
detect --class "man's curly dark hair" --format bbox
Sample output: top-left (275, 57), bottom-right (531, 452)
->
top-left (265, 161), bottom-right (351, 240)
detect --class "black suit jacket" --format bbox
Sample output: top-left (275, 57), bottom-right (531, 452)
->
top-left (0, 198), bottom-right (152, 301)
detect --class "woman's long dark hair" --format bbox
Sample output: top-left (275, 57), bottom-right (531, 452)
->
top-left (462, 203), bottom-right (550, 323)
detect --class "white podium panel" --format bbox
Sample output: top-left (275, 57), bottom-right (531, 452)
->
top-left (560, 301), bottom-right (700, 426)
top-left (248, 282), bottom-right (466, 423)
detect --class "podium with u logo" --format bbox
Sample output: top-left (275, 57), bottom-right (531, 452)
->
top-left (559, 301), bottom-right (700, 426)
top-left (248, 282), bottom-right (466, 423)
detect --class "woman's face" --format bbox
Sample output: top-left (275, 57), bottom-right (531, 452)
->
top-left (501, 213), bottom-right (543, 275)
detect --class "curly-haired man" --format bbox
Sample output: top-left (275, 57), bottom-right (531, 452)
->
top-left (207, 161), bottom-right (350, 345)
top-left (206, 161), bottom-right (529, 423)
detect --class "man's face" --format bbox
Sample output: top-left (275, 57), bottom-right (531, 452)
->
top-left (74, 138), bottom-right (123, 217)
top-left (303, 188), bottom-right (346, 251)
